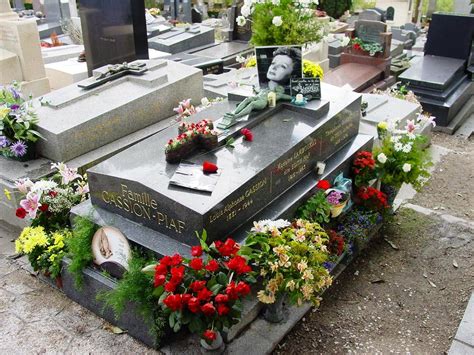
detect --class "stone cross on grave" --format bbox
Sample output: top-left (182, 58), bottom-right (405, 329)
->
top-left (78, 62), bottom-right (148, 90)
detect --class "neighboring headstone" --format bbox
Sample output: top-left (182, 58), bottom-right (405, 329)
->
top-left (358, 9), bottom-right (382, 22)
top-left (34, 59), bottom-right (203, 161)
top-left (355, 20), bottom-right (387, 45)
top-left (232, 1), bottom-right (251, 41)
top-left (14, 0), bottom-right (25, 10)
top-left (79, 0), bottom-right (149, 76)
top-left (0, 0), bottom-right (50, 97)
top-left (43, 0), bottom-right (61, 22)
top-left (327, 36), bottom-right (345, 68)
top-left (148, 25), bottom-right (214, 54)
top-left (386, 6), bottom-right (395, 21)
top-left (42, 44), bottom-right (84, 64)
top-left (391, 27), bottom-right (415, 49)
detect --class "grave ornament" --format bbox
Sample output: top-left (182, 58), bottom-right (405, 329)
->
top-left (78, 62), bottom-right (148, 90)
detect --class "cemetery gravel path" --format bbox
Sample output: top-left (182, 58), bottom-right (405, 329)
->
top-left (0, 132), bottom-right (472, 354)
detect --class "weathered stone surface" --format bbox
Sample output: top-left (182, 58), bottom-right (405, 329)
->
top-left (148, 25), bottom-right (214, 54)
top-left (45, 59), bottom-right (88, 89)
top-left (34, 59), bottom-right (203, 162)
top-left (324, 62), bottom-right (383, 92)
top-left (41, 44), bottom-right (84, 64)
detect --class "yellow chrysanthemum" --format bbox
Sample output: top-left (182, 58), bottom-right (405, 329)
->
top-left (16, 226), bottom-right (48, 254)
top-left (257, 290), bottom-right (276, 304)
top-left (245, 56), bottom-right (257, 68)
top-left (303, 60), bottom-right (324, 79)
top-left (378, 121), bottom-right (388, 129)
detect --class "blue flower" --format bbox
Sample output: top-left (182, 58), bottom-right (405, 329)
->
top-left (0, 135), bottom-right (10, 148)
top-left (10, 140), bottom-right (27, 157)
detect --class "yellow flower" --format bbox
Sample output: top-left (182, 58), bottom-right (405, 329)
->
top-left (16, 226), bottom-right (48, 254)
top-left (303, 60), bottom-right (324, 79)
top-left (302, 269), bottom-right (314, 281)
top-left (245, 56), bottom-right (257, 68)
top-left (278, 254), bottom-right (291, 267)
top-left (297, 260), bottom-right (308, 273)
top-left (260, 268), bottom-right (268, 277)
top-left (4, 189), bottom-right (11, 201)
top-left (269, 261), bottom-right (279, 272)
top-left (0, 107), bottom-right (10, 118)
top-left (378, 121), bottom-right (388, 130)
top-left (267, 278), bottom-right (280, 293)
top-left (257, 290), bottom-right (276, 304)
top-left (301, 283), bottom-right (313, 300)
top-left (273, 245), bottom-right (287, 256)
top-left (286, 280), bottom-right (296, 291)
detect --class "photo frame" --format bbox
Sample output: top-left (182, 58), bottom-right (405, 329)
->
top-left (255, 45), bottom-right (303, 95)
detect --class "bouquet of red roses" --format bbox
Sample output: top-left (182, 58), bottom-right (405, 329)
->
top-left (142, 232), bottom-right (255, 344)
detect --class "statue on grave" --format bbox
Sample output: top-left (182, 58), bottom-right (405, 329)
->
top-left (217, 85), bottom-right (292, 129)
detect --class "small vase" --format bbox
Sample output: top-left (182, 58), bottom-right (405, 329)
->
top-left (200, 331), bottom-right (225, 354)
top-left (330, 201), bottom-right (347, 218)
top-left (263, 292), bottom-right (286, 323)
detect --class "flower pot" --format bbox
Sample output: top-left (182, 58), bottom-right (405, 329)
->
top-left (263, 292), bottom-right (286, 323)
top-left (200, 331), bottom-right (225, 354)
top-left (380, 184), bottom-right (400, 208)
top-left (329, 201), bottom-right (347, 218)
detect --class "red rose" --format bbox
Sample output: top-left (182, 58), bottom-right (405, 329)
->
top-left (182, 293), bottom-right (192, 305)
top-left (189, 258), bottom-right (204, 271)
top-left (241, 128), bottom-right (253, 142)
top-left (155, 263), bottom-right (168, 275)
top-left (236, 281), bottom-right (251, 296)
top-left (190, 280), bottom-right (207, 292)
top-left (164, 281), bottom-right (178, 293)
top-left (214, 294), bottom-right (229, 303)
top-left (170, 265), bottom-right (185, 279)
top-left (225, 282), bottom-right (239, 300)
top-left (217, 303), bottom-right (230, 316)
top-left (201, 302), bottom-right (216, 316)
top-left (191, 246), bottom-right (203, 257)
top-left (15, 207), bottom-right (27, 219)
top-left (205, 259), bottom-right (219, 272)
top-left (160, 256), bottom-right (172, 266)
top-left (203, 330), bottom-right (217, 341)
top-left (197, 287), bottom-right (213, 302)
top-left (170, 254), bottom-right (183, 266)
top-left (353, 43), bottom-right (361, 50)
top-left (39, 204), bottom-right (49, 212)
top-left (154, 274), bottom-right (166, 288)
top-left (226, 255), bottom-right (251, 274)
top-left (163, 294), bottom-right (182, 311)
top-left (48, 191), bottom-right (58, 198)
top-left (216, 238), bottom-right (239, 257)
top-left (187, 297), bottom-right (201, 313)
top-left (316, 179), bottom-right (331, 190)
top-left (203, 161), bottom-right (218, 173)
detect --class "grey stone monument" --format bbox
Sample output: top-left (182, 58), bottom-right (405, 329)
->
top-left (358, 9), bottom-right (382, 22)
top-left (148, 24), bottom-right (214, 54)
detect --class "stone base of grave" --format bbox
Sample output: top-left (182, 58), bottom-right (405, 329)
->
top-left (186, 41), bottom-right (254, 67)
top-left (20, 77), bottom-right (51, 98)
top-left (45, 59), bottom-right (88, 90)
top-left (41, 45), bottom-right (85, 64)
top-left (340, 53), bottom-right (392, 78)
top-left (148, 26), bottom-right (215, 54)
top-left (324, 63), bottom-right (394, 92)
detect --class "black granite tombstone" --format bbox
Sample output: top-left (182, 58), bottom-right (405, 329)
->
top-left (80, 0), bottom-right (149, 76)
top-left (424, 13), bottom-right (474, 62)
top-left (386, 6), bottom-right (394, 21)
top-left (232, 1), bottom-right (252, 41)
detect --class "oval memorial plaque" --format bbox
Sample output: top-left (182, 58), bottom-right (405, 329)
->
top-left (92, 226), bottom-right (131, 278)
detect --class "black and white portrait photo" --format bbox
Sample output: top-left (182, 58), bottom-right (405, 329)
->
top-left (255, 45), bottom-right (303, 94)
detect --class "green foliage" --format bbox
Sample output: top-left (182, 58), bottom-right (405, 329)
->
top-left (421, 0), bottom-right (453, 16)
top-left (98, 252), bottom-right (166, 347)
top-left (351, 37), bottom-right (384, 56)
top-left (296, 190), bottom-right (331, 225)
top-left (66, 216), bottom-right (98, 289)
top-left (250, 0), bottom-right (323, 46)
top-left (351, 0), bottom-right (375, 11)
top-left (320, 0), bottom-right (352, 19)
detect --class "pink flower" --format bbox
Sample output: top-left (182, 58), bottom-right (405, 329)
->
top-left (76, 184), bottom-right (89, 196)
top-left (405, 119), bottom-right (417, 134)
top-left (174, 105), bottom-right (185, 115)
top-left (181, 99), bottom-right (192, 109)
top-left (15, 178), bottom-right (34, 194)
top-left (60, 167), bottom-right (81, 185)
top-left (19, 192), bottom-right (41, 219)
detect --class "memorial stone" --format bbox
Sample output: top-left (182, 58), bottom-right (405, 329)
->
top-left (80, 0), bottom-right (149, 76)
top-left (356, 20), bottom-right (386, 45)
top-left (0, 0), bottom-right (50, 97)
top-left (232, 0), bottom-right (251, 41)
top-left (386, 6), bottom-right (395, 21)
top-left (34, 59), bottom-right (203, 161)
top-left (359, 9), bottom-right (382, 22)
top-left (148, 25), bottom-right (214, 54)
top-left (187, 41), bottom-right (253, 67)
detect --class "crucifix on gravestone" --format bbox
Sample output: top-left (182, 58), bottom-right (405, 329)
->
top-left (78, 62), bottom-right (148, 90)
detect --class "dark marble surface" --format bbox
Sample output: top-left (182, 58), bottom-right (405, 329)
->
top-left (163, 53), bottom-right (224, 75)
top-left (324, 63), bottom-right (383, 91)
top-left (87, 87), bottom-right (361, 244)
top-left (399, 55), bottom-right (466, 91)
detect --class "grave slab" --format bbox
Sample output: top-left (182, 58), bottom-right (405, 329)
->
top-left (324, 62), bottom-right (384, 92)
top-left (45, 59), bottom-right (88, 89)
top-left (203, 67), bottom-right (257, 98)
top-left (187, 41), bottom-right (254, 67)
top-left (148, 25), bottom-right (214, 54)
top-left (34, 59), bottom-right (203, 162)
top-left (87, 87), bottom-right (361, 245)
top-left (41, 44), bottom-right (84, 64)
top-left (162, 52), bottom-right (224, 75)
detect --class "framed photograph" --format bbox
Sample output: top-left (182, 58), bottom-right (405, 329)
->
top-left (255, 45), bottom-right (303, 95)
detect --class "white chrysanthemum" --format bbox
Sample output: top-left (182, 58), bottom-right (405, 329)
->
top-left (241, 5), bottom-right (251, 17)
top-left (402, 163), bottom-right (412, 173)
top-left (340, 36), bottom-right (350, 47)
top-left (402, 144), bottom-right (412, 153)
top-left (236, 15), bottom-right (247, 26)
top-left (390, 135), bottom-right (400, 143)
top-left (272, 16), bottom-right (283, 26)
top-left (377, 153), bottom-right (387, 164)
top-left (394, 142), bottom-right (403, 152)
top-left (31, 180), bottom-right (58, 193)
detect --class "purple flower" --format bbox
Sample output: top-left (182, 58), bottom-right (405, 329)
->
top-left (9, 87), bottom-right (20, 100)
top-left (10, 140), bottom-right (27, 157)
top-left (0, 135), bottom-right (10, 148)
top-left (10, 104), bottom-right (20, 111)
top-left (327, 190), bottom-right (343, 205)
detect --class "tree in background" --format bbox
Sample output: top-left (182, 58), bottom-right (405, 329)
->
top-left (319, 0), bottom-right (352, 19)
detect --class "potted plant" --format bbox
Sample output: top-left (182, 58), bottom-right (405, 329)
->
top-left (142, 232), bottom-right (255, 353)
top-left (241, 219), bottom-right (333, 323)
top-left (0, 83), bottom-right (43, 161)
top-left (325, 189), bottom-right (349, 218)
top-left (296, 181), bottom-right (332, 225)
top-left (323, 230), bottom-right (347, 273)
top-left (352, 150), bottom-right (377, 188)
top-left (350, 38), bottom-right (384, 57)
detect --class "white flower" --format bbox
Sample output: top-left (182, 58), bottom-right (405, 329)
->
top-left (272, 0), bottom-right (280, 5)
top-left (251, 219), bottom-right (290, 233)
top-left (272, 16), bottom-right (283, 27)
top-left (340, 36), bottom-right (350, 47)
top-left (402, 163), bottom-right (412, 173)
top-left (394, 142), bottom-right (403, 152)
top-left (390, 135), bottom-right (400, 144)
top-left (200, 97), bottom-right (210, 107)
top-left (236, 15), bottom-right (247, 26)
top-left (241, 5), bottom-right (251, 17)
top-left (236, 55), bottom-right (246, 64)
top-left (377, 153), bottom-right (387, 164)
top-left (402, 144), bottom-right (412, 153)
top-left (15, 178), bottom-right (34, 194)
top-left (312, 0), bottom-right (319, 4)
top-left (31, 180), bottom-right (58, 193)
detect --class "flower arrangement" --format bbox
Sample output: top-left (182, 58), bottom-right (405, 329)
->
top-left (337, 208), bottom-right (382, 245)
top-left (303, 59), bottom-right (324, 79)
top-left (374, 120), bottom-right (432, 190)
top-left (142, 232), bottom-right (255, 345)
top-left (148, 8), bottom-right (161, 16)
top-left (15, 162), bottom-right (89, 231)
top-left (15, 226), bottom-right (71, 279)
top-left (372, 85), bottom-right (420, 105)
top-left (296, 189), bottom-right (331, 225)
top-left (351, 37), bottom-right (384, 56)
top-left (237, 0), bottom-right (324, 46)
top-left (173, 99), bottom-right (197, 121)
top-left (165, 119), bottom-right (218, 163)
top-left (0, 83), bottom-right (42, 160)
top-left (241, 219), bottom-right (332, 306)
top-left (352, 151), bottom-right (376, 187)
top-left (356, 186), bottom-right (389, 212)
